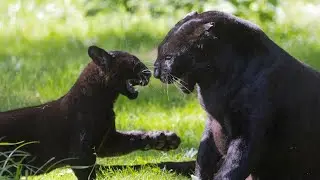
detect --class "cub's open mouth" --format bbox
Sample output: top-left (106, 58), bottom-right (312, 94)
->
top-left (125, 78), bottom-right (150, 99)
top-left (126, 79), bottom-right (147, 93)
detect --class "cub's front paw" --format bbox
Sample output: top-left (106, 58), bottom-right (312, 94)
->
top-left (145, 131), bottom-right (181, 151)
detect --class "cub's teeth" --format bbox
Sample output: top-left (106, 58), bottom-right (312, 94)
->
top-left (126, 80), bottom-right (137, 93)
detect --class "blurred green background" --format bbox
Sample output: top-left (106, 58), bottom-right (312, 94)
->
top-left (0, 0), bottom-right (319, 179)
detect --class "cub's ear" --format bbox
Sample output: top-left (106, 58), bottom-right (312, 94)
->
top-left (88, 45), bottom-right (113, 71)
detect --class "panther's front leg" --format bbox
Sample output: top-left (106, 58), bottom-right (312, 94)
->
top-left (213, 104), bottom-right (270, 180)
top-left (196, 119), bottom-right (225, 180)
top-left (96, 130), bottom-right (181, 157)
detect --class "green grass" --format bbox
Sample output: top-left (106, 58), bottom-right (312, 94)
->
top-left (1, 0), bottom-right (320, 179)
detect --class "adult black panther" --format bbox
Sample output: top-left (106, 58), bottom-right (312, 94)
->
top-left (154, 10), bottom-right (320, 180)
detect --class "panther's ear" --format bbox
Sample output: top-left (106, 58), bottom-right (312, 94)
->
top-left (88, 45), bottom-right (113, 71)
top-left (203, 22), bottom-right (214, 32)
top-left (194, 22), bottom-right (215, 37)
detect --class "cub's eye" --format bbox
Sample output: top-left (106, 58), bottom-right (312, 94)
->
top-left (164, 55), bottom-right (172, 61)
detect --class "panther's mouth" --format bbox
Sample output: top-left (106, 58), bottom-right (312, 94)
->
top-left (154, 65), bottom-right (195, 94)
top-left (160, 74), bottom-right (174, 84)
top-left (158, 73), bottom-right (195, 94)
top-left (125, 78), bottom-right (149, 99)
top-left (174, 73), bottom-right (195, 94)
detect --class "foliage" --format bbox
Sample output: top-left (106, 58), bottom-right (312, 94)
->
top-left (229, 0), bottom-right (278, 22)
top-left (0, 141), bottom-right (40, 180)
top-left (85, 0), bottom-right (278, 23)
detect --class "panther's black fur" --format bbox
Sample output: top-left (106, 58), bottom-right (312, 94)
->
top-left (154, 10), bottom-right (320, 180)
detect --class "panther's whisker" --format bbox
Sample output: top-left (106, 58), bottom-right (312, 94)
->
top-left (146, 84), bottom-right (158, 91)
top-left (170, 75), bottom-right (191, 92)
top-left (143, 61), bottom-right (154, 65)
top-left (159, 81), bottom-right (165, 95)
top-left (172, 80), bottom-right (186, 96)
top-left (174, 80), bottom-right (191, 93)
top-left (144, 65), bottom-right (154, 68)
top-left (166, 74), bottom-right (190, 96)
top-left (168, 74), bottom-right (192, 93)
top-left (166, 76), bottom-right (170, 100)
top-left (170, 74), bottom-right (188, 85)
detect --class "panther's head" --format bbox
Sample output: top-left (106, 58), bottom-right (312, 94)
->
top-left (153, 11), bottom-right (264, 93)
top-left (88, 45), bottom-right (151, 99)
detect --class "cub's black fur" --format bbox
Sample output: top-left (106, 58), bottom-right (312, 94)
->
top-left (0, 46), bottom-right (193, 180)
top-left (154, 10), bottom-right (320, 180)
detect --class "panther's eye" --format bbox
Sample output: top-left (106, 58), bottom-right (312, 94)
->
top-left (164, 55), bottom-right (172, 61)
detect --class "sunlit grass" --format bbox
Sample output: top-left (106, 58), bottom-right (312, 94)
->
top-left (0, 0), bottom-right (319, 179)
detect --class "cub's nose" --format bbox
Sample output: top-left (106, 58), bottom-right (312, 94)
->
top-left (139, 69), bottom-right (151, 86)
top-left (142, 69), bottom-right (152, 79)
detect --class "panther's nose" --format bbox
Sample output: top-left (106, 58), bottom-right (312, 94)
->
top-left (154, 62), bottom-right (161, 79)
top-left (154, 68), bottom-right (160, 79)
